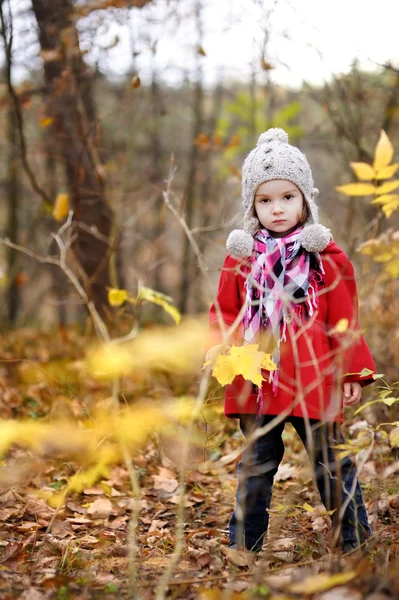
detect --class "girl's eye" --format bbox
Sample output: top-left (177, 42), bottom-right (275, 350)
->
top-left (284, 194), bottom-right (293, 200)
top-left (260, 198), bottom-right (269, 203)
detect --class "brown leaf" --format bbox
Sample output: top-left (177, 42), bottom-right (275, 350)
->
top-left (83, 487), bottom-right (104, 495)
top-left (24, 496), bottom-right (55, 525)
top-left (51, 519), bottom-right (74, 538)
top-left (109, 516), bottom-right (128, 530)
top-left (87, 498), bottom-right (113, 519)
top-left (197, 552), bottom-right (212, 568)
top-left (167, 494), bottom-right (194, 507)
top-left (16, 522), bottom-right (40, 532)
top-left (0, 489), bottom-right (20, 507)
top-left (0, 507), bottom-right (20, 521)
top-left (0, 542), bottom-right (22, 564)
top-left (66, 501), bottom-right (86, 514)
top-left (66, 517), bottom-right (93, 525)
top-left (220, 545), bottom-right (254, 567)
top-left (152, 475), bottom-right (178, 494)
top-left (131, 74), bottom-right (141, 88)
top-left (260, 57), bottom-right (274, 70)
top-left (148, 520), bottom-right (168, 532)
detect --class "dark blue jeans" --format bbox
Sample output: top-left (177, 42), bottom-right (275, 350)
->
top-left (229, 415), bottom-right (372, 552)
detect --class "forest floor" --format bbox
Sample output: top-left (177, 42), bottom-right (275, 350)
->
top-left (0, 328), bottom-right (398, 600)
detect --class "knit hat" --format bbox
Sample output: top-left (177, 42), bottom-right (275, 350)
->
top-left (226, 128), bottom-right (331, 257)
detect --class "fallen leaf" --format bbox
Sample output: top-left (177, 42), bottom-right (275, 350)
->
top-left (275, 463), bottom-right (296, 481)
top-left (50, 519), bottom-right (74, 538)
top-left (87, 498), bottom-right (113, 519)
top-left (152, 475), bottom-right (178, 494)
top-left (220, 545), bottom-right (254, 567)
top-left (168, 494), bottom-right (194, 507)
top-left (288, 571), bottom-right (357, 594)
top-left (24, 496), bottom-right (55, 525)
top-left (148, 520), bottom-right (168, 532)
top-left (0, 542), bottom-right (22, 564)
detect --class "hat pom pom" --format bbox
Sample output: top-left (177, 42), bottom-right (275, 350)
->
top-left (257, 128), bottom-right (289, 147)
top-left (226, 230), bottom-right (254, 258)
top-left (299, 224), bottom-right (331, 252)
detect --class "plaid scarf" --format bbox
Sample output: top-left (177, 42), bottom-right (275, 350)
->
top-left (243, 227), bottom-right (324, 409)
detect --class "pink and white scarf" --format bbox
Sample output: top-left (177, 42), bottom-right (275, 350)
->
top-left (243, 227), bottom-right (324, 409)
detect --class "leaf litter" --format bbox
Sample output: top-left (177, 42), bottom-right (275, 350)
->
top-left (0, 331), bottom-right (397, 598)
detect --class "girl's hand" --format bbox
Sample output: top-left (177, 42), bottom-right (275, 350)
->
top-left (343, 382), bottom-right (362, 406)
top-left (204, 344), bottom-right (231, 363)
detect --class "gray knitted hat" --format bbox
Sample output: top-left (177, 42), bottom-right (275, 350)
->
top-left (226, 128), bottom-right (331, 258)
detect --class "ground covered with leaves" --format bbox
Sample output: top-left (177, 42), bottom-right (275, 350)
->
top-left (0, 329), bottom-right (398, 600)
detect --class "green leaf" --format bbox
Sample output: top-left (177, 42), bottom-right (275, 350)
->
top-left (104, 583), bottom-right (119, 593)
top-left (372, 373), bottom-right (385, 380)
top-left (359, 368), bottom-right (373, 377)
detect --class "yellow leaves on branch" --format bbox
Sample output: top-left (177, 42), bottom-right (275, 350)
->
top-left (206, 344), bottom-right (277, 387)
top-left (358, 230), bottom-right (399, 278)
top-left (107, 286), bottom-right (181, 324)
top-left (373, 129), bottom-right (394, 172)
top-left (87, 318), bottom-right (207, 380)
top-left (0, 402), bottom-right (191, 508)
top-left (336, 130), bottom-right (399, 218)
top-left (336, 182), bottom-right (376, 196)
top-left (138, 287), bottom-right (181, 324)
top-left (53, 193), bottom-right (70, 221)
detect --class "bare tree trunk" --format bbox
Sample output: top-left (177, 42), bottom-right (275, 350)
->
top-left (179, 0), bottom-right (204, 314)
top-left (5, 101), bottom-right (19, 324)
top-left (150, 59), bottom-right (166, 294)
top-left (31, 0), bottom-right (113, 315)
top-left (194, 78), bottom-right (224, 312)
top-left (0, 0), bottom-right (20, 325)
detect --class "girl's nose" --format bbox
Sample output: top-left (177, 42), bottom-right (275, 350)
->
top-left (272, 202), bottom-right (284, 214)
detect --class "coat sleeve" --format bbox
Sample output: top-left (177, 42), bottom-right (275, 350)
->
top-left (208, 255), bottom-right (246, 345)
top-left (322, 250), bottom-right (376, 386)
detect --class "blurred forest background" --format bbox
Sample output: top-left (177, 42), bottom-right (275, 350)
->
top-left (0, 0), bottom-right (398, 352)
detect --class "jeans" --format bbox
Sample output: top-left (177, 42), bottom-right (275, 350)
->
top-left (229, 415), bottom-right (372, 552)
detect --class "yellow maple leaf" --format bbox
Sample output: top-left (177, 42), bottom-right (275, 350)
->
top-left (209, 344), bottom-right (276, 388)
top-left (335, 183), bottom-right (376, 197)
top-left (288, 571), bottom-right (357, 594)
top-left (349, 162), bottom-right (375, 180)
top-left (375, 180), bottom-right (399, 195)
top-left (53, 193), bottom-right (70, 221)
top-left (108, 288), bottom-right (130, 307)
top-left (377, 162), bottom-right (399, 180)
top-left (373, 130), bottom-right (394, 173)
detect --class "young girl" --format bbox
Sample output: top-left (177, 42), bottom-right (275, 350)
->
top-left (207, 128), bottom-right (375, 554)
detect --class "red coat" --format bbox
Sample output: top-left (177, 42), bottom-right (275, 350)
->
top-left (209, 241), bottom-right (376, 423)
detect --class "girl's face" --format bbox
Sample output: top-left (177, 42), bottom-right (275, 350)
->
top-left (254, 179), bottom-right (304, 237)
